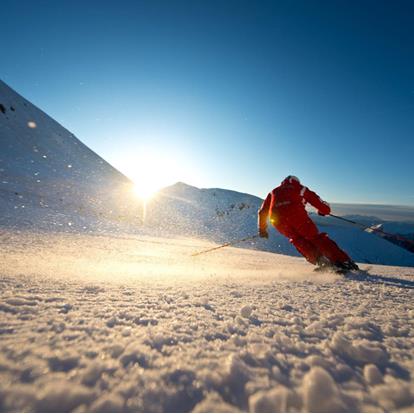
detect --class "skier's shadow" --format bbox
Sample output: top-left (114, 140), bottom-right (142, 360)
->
top-left (344, 271), bottom-right (414, 289)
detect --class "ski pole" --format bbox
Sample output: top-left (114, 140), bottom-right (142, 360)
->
top-left (329, 213), bottom-right (368, 229)
top-left (329, 213), bottom-right (408, 239)
top-left (191, 234), bottom-right (260, 257)
top-left (329, 213), bottom-right (390, 235)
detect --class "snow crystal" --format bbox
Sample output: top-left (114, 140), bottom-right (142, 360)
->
top-left (105, 344), bottom-right (124, 358)
top-left (329, 331), bottom-right (389, 366)
top-left (122, 327), bottom-right (132, 336)
top-left (120, 343), bottom-right (150, 368)
top-left (35, 381), bottom-right (95, 412)
top-left (240, 305), bottom-right (253, 318)
top-left (370, 379), bottom-right (413, 411)
top-left (363, 364), bottom-right (383, 386)
top-left (304, 355), bottom-right (334, 371)
top-left (304, 321), bottom-right (326, 338)
top-left (82, 361), bottom-right (109, 387)
top-left (106, 316), bottom-right (117, 328)
top-left (89, 393), bottom-right (124, 412)
top-left (192, 391), bottom-right (240, 412)
top-left (0, 384), bottom-right (37, 412)
top-left (302, 367), bottom-right (346, 412)
top-left (248, 386), bottom-right (291, 412)
top-left (220, 353), bottom-right (254, 406)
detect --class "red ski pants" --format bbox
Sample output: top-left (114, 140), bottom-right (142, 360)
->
top-left (274, 216), bottom-right (350, 265)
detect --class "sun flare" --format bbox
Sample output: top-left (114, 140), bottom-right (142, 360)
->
top-left (126, 149), bottom-right (200, 202)
top-left (133, 182), bottom-right (158, 201)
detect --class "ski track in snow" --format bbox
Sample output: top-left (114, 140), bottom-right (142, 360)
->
top-left (0, 231), bottom-right (414, 412)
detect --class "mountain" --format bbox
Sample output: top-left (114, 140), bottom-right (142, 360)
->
top-left (0, 80), bottom-right (143, 231)
top-left (146, 182), bottom-right (414, 267)
top-left (1, 80), bottom-right (413, 267)
top-left (145, 182), bottom-right (263, 240)
top-left (331, 202), bottom-right (414, 223)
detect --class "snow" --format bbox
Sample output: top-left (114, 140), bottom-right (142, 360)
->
top-left (1, 79), bottom-right (414, 412)
top-left (145, 182), bottom-right (414, 267)
top-left (329, 332), bottom-right (390, 366)
top-left (0, 79), bottom-right (143, 233)
top-left (193, 391), bottom-right (240, 412)
top-left (1, 231), bottom-right (413, 412)
top-left (363, 364), bottom-right (383, 386)
top-left (240, 305), bottom-right (253, 318)
top-left (2, 79), bottom-right (414, 267)
top-left (302, 366), bottom-right (346, 412)
top-left (248, 385), bottom-right (290, 412)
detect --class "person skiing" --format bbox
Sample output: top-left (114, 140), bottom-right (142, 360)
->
top-left (258, 175), bottom-right (358, 272)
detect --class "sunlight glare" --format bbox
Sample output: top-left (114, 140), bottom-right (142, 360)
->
top-left (126, 149), bottom-right (201, 201)
top-left (133, 181), bottom-right (157, 201)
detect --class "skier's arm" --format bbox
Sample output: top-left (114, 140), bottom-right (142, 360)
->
top-left (302, 187), bottom-right (331, 216)
top-left (258, 193), bottom-right (271, 237)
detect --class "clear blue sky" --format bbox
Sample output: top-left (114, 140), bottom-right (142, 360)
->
top-left (2, 0), bottom-right (414, 205)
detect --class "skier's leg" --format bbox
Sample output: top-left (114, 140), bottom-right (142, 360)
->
top-left (290, 235), bottom-right (322, 264)
top-left (312, 232), bottom-right (351, 264)
top-left (275, 222), bottom-right (321, 264)
top-left (284, 215), bottom-right (356, 268)
top-left (293, 218), bottom-right (326, 264)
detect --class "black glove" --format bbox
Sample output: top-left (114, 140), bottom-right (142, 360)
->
top-left (259, 229), bottom-right (269, 239)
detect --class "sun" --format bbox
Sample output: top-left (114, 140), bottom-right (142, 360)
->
top-left (125, 149), bottom-right (198, 201)
top-left (133, 181), bottom-right (158, 201)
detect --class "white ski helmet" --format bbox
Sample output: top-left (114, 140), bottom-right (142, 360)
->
top-left (284, 175), bottom-right (300, 184)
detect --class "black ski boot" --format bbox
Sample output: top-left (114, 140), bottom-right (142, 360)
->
top-left (314, 256), bottom-right (334, 272)
top-left (335, 260), bottom-right (359, 272)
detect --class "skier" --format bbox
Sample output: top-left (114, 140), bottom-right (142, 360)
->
top-left (258, 175), bottom-right (359, 272)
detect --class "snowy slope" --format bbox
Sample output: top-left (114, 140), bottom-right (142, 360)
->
top-left (146, 182), bottom-right (414, 267)
top-left (145, 182), bottom-right (265, 240)
top-left (1, 79), bottom-right (413, 266)
top-left (1, 231), bottom-right (413, 412)
top-left (1, 81), bottom-right (414, 412)
top-left (0, 80), bottom-right (142, 231)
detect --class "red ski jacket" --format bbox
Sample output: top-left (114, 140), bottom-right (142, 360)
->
top-left (258, 177), bottom-right (331, 232)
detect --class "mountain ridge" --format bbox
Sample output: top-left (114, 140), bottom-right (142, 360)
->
top-left (0, 79), bottom-right (143, 231)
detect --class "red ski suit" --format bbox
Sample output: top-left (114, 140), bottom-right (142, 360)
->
top-left (258, 178), bottom-right (351, 265)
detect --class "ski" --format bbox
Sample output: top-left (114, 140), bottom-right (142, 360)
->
top-left (313, 264), bottom-right (367, 276)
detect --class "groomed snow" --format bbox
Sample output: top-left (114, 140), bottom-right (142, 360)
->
top-left (1, 231), bottom-right (413, 412)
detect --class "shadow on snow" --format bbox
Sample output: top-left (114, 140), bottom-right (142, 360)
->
top-left (344, 272), bottom-right (414, 290)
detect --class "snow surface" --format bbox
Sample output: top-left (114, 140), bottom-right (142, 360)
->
top-left (1, 231), bottom-right (414, 412)
top-left (2, 79), bottom-right (414, 412)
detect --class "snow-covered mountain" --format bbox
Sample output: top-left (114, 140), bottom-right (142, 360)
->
top-left (146, 182), bottom-right (414, 267)
top-left (1, 80), bottom-right (413, 267)
top-left (0, 80), bottom-right (143, 231)
top-left (145, 182), bottom-right (262, 240)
